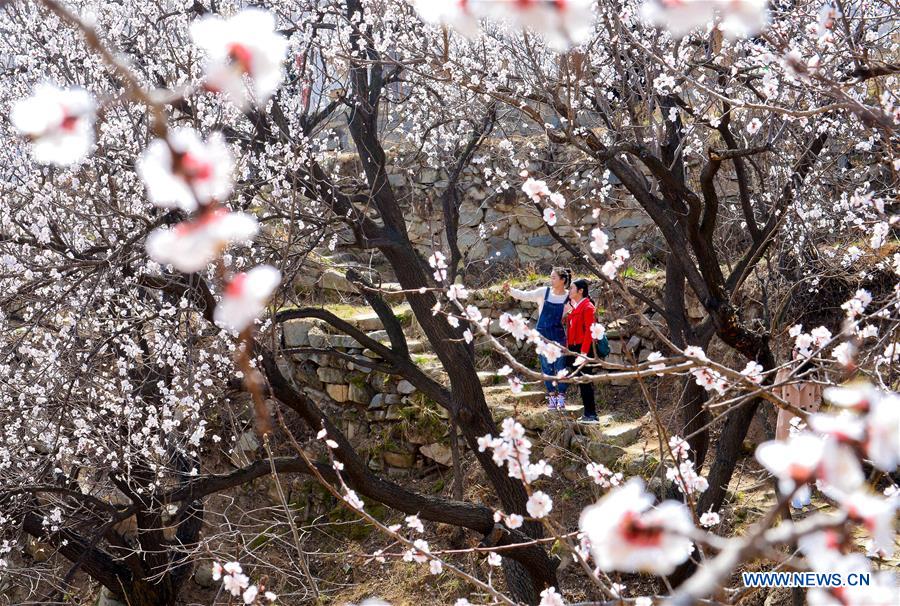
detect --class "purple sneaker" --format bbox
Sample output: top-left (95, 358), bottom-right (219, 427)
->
top-left (546, 395), bottom-right (556, 411)
top-left (556, 395), bottom-right (567, 411)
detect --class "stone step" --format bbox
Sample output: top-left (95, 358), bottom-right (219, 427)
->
top-left (482, 386), bottom-right (548, 405)
top-left (477, 370), bottom-right (501, 387)
top-left (488, 402), bottom-right (586, 430)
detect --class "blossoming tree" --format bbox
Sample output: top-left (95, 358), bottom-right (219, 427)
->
top-left (0, 0), bottom-right (897, 605)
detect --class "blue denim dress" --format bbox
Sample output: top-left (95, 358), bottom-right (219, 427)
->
top-left (535, 287), bottom-right (568, 393)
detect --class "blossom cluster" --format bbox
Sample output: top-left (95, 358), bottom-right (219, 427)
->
top-left (664, 436), bottom-right (709, 496)
top-left (212, 561), bottom-right (277, 604)
top-left (641, 0), bottom-right (770, 39)
top-left (10, 10), bottom-right (288, 333)
top-left (411, 0), bottom-right (595, 51)
top-left (756, 384), bottom-right (898, 558)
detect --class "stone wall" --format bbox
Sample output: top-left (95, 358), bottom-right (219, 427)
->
top-left (319, 145), bottom-right (659, 272)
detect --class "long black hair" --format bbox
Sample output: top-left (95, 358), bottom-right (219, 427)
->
top-left (572, 278), bottom-right (594, 304)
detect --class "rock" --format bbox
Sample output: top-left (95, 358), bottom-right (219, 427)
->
top-left (351, 312), bottom-right (383, 332)
top-left (291, 359), bottom-right (323, 389)
top-left (319, 269), bottom-right (355, 293)
top-left (25, 536), bottom-right (51, 563)
top-left (561, 464), bottom-right (582, 482)
top-left (382, 450), bottom-right (416, 468)
top-left (385, 404), bottom-right (404, 420)
top-left (317, 367), bottom-right (346, 384)
top-left (599, 421), bottom-right (643, 447)
top-left (193, 561), bottom-right (217, 588)
top-left (346, 420), bottom-right (367, 442)
top-left (517, 244), bottom-right (551, 264)
top-left (467, 237), bottom-right (488, 260)
top-left (487, 237), bottom-right (518, 262)
top-left (507, 222), bottom-right (524, 244)
top-left (366, 371), bottom-right (386, 390)
top-left (283, 319), bottom-right (317, 347)
top-left (571, 436), bottom-right (626, 467)
top-left (517, 211), bottom-right (545, 231)
top-left (458, 228), bottom-right (480, 249)
top-left (349, 382), bottom-right (373, 405)
top-left (325, 383), bottom-right (349, 403)
top-left (307, 328), bottom-right (327, 349)
top-left (626, 335), bottom-right (642, 353)
top-left (459, 207), bottom-right (484, 227)
top-left (618, 446), bottom-right (660, 477)
top-left (369, 393), bottom-right (387, 409)
top-left (397, 380), bottom-right (416, 395)
top-left (418, 168), bottom-right (441, 183)
top-left (230, 430), bottom-right (259, 465)
top-left (96, 587), bottom-right (127, 606)
top-left (420, 443), bottom-right (453, 466)
top-left (528, 234), bottom-right (555, 247)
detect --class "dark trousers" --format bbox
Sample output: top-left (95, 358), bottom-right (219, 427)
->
top-left (566, 346), bottom-right (596, 418)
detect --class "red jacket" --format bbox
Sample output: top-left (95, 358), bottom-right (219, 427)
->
top-left (566, 297), bottom-right (596, 355)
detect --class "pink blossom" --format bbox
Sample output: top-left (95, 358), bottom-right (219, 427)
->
top-left (146, 208), bottom-right (258, 273)
top-left (586, 462), bottom-right (623, 488)
top-left (590, 323), bottom-right (606, 340)
top-left (222, 570), bottom-right (250, 596)
top-left (683, 345), bottom-right (707, 361)
top-left (539, 586), bottom-right (565, 606)
top-left (214, 265), bottom-right (281, 332)
top-left (487, 551), bottom-right (502, 566)
top-left (823, 384), bottom-right (878, 413)
top-left (810, 326), bottom-right (833, 348)
top-left (243, 585), bottom-right (259, 604)
top-left (522, 177), bottom-right (551, 201)
top-left (190, 9), bottom-right (288, 109)
top-left (543, 207), bottom-right (557, 226)
top-left (831, 342), bottom-right (855, 367)
top-left (579, 478), bottom-right (694, 574)
top-left (429, 559), bottom-right (443, 574)
top-left (590, 227), bottom-right (610, 255)
top-left (816, 439), bottom-right (864, 498)
top-left (10, 84), bottom-right (95, 165)
top-left (505, 513), bottom-right (523, 529)
top-left (842, 491), bottom-right (896, 557)
top-left (647, 351), bottom-right (666, 373)
top-left (746, 118), bottom-right (762, 135)
top-left (526, 491), bottom-right (553, 518)
top-left (402, 538), bottom-right (430, 564)
top-left (755, 433), bottom-right (824, 496)
top-left (405, 514), bottom-right (424, 533)
top-left (211, 562), bottom-right (223, 580)
top-left (807, 412), bottom-right (865, 444)
top-left (699, 510), bottom-right (720, 527)
top-left (536, 341), bottom-right (563, 364)
top-left (344, 489), bottom-right (365, 511)
top-left (137, 128), bottom-right (234, 212)
top-left (740, 361), bottom-right (764, 384)
top-left (865, 393), bottom-right (900, 472)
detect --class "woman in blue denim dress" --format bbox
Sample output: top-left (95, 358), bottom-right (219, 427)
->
top-left (503, 268), bottom-right (572, 410)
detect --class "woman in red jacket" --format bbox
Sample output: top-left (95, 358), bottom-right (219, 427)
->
top-left (564, 278), bottom-right (599, 423)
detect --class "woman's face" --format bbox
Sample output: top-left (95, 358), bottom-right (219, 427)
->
top-left (569, 283), bottom-right (582, 301)
top-left (550, 271), bottom-right (563, 288)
